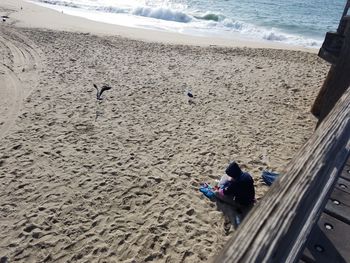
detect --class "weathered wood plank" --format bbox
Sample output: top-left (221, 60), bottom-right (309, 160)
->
top-left (336, 177), bottom-right (350, 194)
top-left (340, 163), bottom-right (350, 181)
top-left (213, 89), bottom-right (350, 262)
top-left (301, 212), bottom-right (350, 263)
top-left (325, 187), bottom-right (350, 224)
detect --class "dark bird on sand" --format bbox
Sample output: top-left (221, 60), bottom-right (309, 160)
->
top-left (2, 15), bottom-right (9, 22)
top-left (186, 90), bottom-right (195, 105)
top-left (187, 92), bottom-right (194, 98)
top-left (94, 84), bottom-right (112, 100)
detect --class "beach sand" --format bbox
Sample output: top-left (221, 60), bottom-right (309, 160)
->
top-left (0, 1), bottom-right (329, 262)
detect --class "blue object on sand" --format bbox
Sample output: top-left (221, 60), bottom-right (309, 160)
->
top-left (262, 171), bottom-right (281, 186)
top-left (199, 185), bottom-right (216, 200)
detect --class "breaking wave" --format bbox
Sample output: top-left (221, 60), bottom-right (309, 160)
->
top-left (32, 0), bottom-right (323, 48)
top-left (132, 6), bottom-right (192, 23)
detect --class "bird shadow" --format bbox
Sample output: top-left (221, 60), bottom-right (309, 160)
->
top-left (188, 99), bottom-right (196, 105)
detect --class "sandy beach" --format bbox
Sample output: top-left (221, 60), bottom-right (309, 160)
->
top-left (0, 0), bottom-right (329, 262)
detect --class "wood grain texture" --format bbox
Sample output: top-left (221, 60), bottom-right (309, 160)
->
top-left (213, 88), bottom-right (350, 263)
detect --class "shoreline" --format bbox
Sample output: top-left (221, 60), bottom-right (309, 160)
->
top-left (1, 0), bottom-right (318, 53)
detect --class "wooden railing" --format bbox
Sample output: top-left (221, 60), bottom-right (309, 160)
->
top-left (213, 85), bottom-right (350, 263)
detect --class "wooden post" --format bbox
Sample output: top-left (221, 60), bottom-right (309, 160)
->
top-left (338, 1), bottom-right (350, 35)
top-left (213, 88), bottom-right (350, 263)
top-left (311, 3), bottom-right (350, 125)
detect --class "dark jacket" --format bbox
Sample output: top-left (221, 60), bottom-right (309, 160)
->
top-left (222, 172), bottom-right (255, 206)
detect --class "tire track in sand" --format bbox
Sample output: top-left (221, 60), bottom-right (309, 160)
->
top-left (0, 25), bottom-right (42, 140)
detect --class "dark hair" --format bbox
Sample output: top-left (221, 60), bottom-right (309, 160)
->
top-left (225, 162), bottom-right (242, 179)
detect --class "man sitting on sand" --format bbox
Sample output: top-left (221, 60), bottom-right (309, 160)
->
top-left (215, 161), bottom-right (255, 208)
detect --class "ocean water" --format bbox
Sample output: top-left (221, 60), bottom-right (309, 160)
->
top-left (30, 0), bottom-right (346, 48)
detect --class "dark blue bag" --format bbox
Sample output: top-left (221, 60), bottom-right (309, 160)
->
top-left (262, 171), bottom-right (281, 186)
top-left (199, 184), bottom-right (216, 200)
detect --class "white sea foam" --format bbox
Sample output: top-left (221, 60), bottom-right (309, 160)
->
top-left (264, 32), bottom-right (287, 41)
top-left (132, 6), bottom-right (192, 23)
top-left (31, 0), bottom-right (324, 48)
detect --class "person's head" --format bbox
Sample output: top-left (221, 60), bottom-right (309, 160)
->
top-left (225, 162), bottom-right (242, 179)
